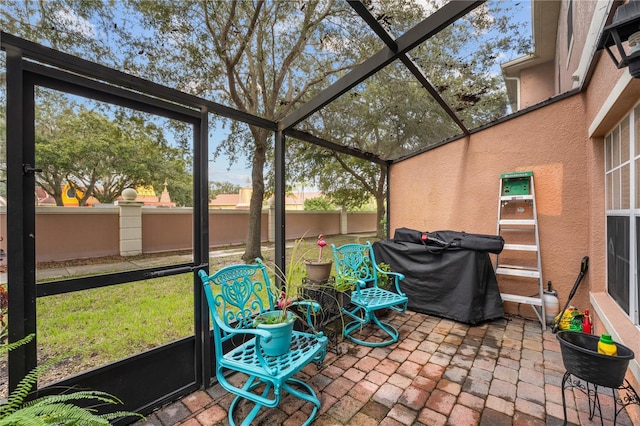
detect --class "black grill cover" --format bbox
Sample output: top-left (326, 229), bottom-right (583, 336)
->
top-left (373, 240), bottom-right (504, 325)
top-left (393, 227), bottom-right (505, 254)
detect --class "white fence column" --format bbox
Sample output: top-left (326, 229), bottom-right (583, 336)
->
top-left (340, 206), bottom-right (348, 235)
top-left (116, 189), bottom-right (143, 256)
top-left (268, 197), bottom-right (275, 243)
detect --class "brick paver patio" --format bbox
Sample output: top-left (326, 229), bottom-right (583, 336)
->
top-left (137, 310), bottom-right (637, 426)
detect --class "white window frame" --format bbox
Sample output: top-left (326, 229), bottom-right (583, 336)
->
top-left (604, 103), bottom-right (640, 326)
top-left (566, 0), bottom-right (574, 69)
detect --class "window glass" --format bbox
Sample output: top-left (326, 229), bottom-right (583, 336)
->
top-left (622, 164), bottom-right (630, 209)
top-left (608, 216), bottom-right (630, 314)
top-left (613, 127), bottom-right (620, 168)
top-left (636, 158), bottom-right (640, 209)
top-left (606, 172), bottom-right (612, 210)
top-left (605, 133), bottom-right (612, 171)
top-left (621, 116), bottom-right (630, 164)
top-left (605, 105), bottom-right (639, 325)
top-left (611, 169), bottom-right (620, 210)
top-left (635, 105), bottom-right (640, 156)
top-left (604, 173), bottom-right (613, 210)
top-left (567, 0), bottom-right (573, 52)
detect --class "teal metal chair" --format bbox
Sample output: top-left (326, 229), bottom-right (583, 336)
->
top-left (331, 241), bottom-right (408, 347)
top-left (198, 259), bottom-right (328, 426)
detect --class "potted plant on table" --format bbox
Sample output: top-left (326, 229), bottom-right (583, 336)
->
top-left (252, 256), bottom-right (299, 356)
top-left (252, 289), bottom-right (297, 356)
top-left (304, 234), bottom-right (333, 283)
top-left (253, 236), bottom-right (321, 356)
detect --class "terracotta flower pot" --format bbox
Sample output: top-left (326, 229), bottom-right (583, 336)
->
top-left (305, 260), bottom-right (333, 283)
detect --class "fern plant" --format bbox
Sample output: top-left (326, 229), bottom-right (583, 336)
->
top-left (0, 333), bottom-right (142, 425)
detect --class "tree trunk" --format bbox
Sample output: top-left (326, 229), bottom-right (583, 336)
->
top-left (375, 164), bottom-right (388, 239)
top-left (38, 175), bottom-right (66, 206)
top-left (242, 131), bottom-right (267, 261)
top-left (376, 197), bottom-right (386, 239)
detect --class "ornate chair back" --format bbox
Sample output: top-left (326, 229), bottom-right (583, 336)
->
top-left (331, 241), bottom-right (408, 347)
top-left (200, 260), bottom-right (274, 353)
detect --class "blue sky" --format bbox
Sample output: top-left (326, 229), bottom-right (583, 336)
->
top-left (208, 127), bottom-right (252, 187)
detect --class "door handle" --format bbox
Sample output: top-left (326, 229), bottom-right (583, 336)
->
top-left (23, 164), bottom-right (43, 174)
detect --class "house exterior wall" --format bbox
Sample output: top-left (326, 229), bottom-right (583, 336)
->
top-left (556, 0), bottom-right (599, 93)
top-left (504, 0), bottom-right (609, 110)
top-left (389, 1), bottom-right (640, 405)
top-left (389, 94), bottom-right (590, 313)
top-left (519, 60), bottom-right (555, 108)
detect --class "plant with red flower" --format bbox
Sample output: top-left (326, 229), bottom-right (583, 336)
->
top-left (0, 284), bottom-right (7, 343)
top-left (0, 284), bottom-right (7, 325)
top-left (254, 235), bottom-right (314, 325)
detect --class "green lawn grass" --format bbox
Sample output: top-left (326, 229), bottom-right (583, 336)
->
top-left (32, 234), bottom-right (377, 384)
top-left (37, 274), bottom-right (194, 380)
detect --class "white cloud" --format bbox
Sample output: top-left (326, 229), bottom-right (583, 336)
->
top-left (414, 0), bottom-right (448, 16)
top-left (53, 7), bottom-right (95, 38)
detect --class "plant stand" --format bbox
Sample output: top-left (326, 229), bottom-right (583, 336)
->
top-left (299, 277), bottom-right (346, 352)
top-left (561, 372), bottom-right (640, 425)
top-left (557, 331), bottom-right (639, 425)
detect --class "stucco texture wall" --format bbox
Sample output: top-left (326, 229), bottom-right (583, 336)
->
top-left (556, 0), bottom-right (598, 93)
top-left (520, 61), bottom-right (555, 108)
top-left (389, 94), bottom-right (592, 317)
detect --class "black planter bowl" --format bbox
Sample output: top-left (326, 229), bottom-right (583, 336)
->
top-left (556, 331), bottom-right (635, 388)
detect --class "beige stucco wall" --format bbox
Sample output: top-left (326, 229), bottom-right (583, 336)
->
top-left (520, 60), bottom-right (555, 108)
top-left (582, 37), bottom-right (640, 398)
top-left (556, 0), bottom-right (599, 93)
top-left (389, 94), bottom-right (591, 317)
top-left (585, 53), bottom-right (640, 135)
top-left (346, 212), bottom-right (378, 234)
top-left (285, 211), bottom-right (341, 240)
top-left (25, 208), bottom-right (374, 262)
top-left (389, 31), bottom-right (640, 398)
top-left (35, 208), bottom-right (120, 263)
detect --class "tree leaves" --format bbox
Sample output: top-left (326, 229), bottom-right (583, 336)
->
top-left (34, 91), bottom-right (191, 206)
